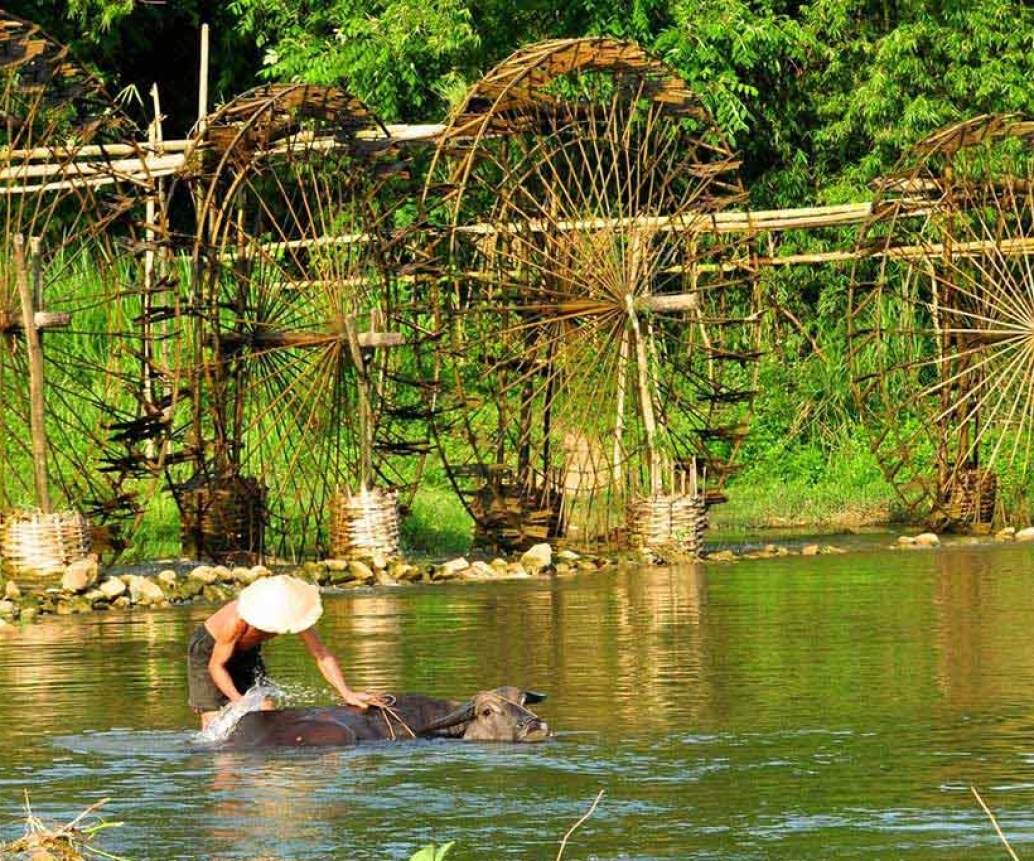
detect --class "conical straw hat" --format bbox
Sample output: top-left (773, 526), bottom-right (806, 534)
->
top-left (237, 575), bottom-right (323, 634)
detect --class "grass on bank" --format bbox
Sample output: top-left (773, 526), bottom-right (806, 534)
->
top-left (400, 482), bottom-right (473, 558)
top-left (116, 435), bottom-right (894, 565)
top-left (712, 431), bottom-right (898, 533)
top-left (117, 479), bottom-right (474, 565)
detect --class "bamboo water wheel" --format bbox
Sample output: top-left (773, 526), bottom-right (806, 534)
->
top-left (185, 84), bottom-right (431, 561)
top-left (849, 114), bottom-right (1034, 528)
top-left (0, 12), bottom-right (177, 571)
top-left (423, 38), bottom-right (760, 551)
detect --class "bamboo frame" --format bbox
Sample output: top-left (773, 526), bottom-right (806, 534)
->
top-left (183, 81), bottom-right (430, 561)
top-left (848, 112), bottom-right (1034, 529)
top-left (13, 235), bottom-right (50, 512)
top-left (15, 9), bottom-right (1034, 556)
top-left (0, 8), bottom-right (182, 551)
top-left (422, 37), bottom-right (748, 551)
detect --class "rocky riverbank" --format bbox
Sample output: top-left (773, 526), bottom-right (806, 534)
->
top-left (0, 542), bottom-right (610, 626)
top-left (9, 528), bottom-right (1005, 628)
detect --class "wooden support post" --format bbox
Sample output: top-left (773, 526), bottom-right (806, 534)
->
top-left (612, 327), bottom-right (629, 484)
top-left (142, 84), bottom-right (160, 460)
top-left (14, 235), bottom-right (51, 513)
top-left (626, 294), bottom-right (661, 496)
top-left (343, 319), bottom-right (373, 489)
top-left (194, 24), bottom-right (211, 235)
top-left (197, 24), bottom-right (210, 131)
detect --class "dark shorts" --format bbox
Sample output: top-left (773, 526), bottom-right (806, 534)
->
top-left (187, 625), bottom-right (267, 713)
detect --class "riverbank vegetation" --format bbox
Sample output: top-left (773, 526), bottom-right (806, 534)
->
top-left (8, 1), bottom-right (1034, 553)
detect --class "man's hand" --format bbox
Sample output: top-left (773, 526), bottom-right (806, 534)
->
top-left (341, 690), bottom-right (389, 710)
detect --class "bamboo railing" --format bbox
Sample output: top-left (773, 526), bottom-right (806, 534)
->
top-left (10, 124), bottom-right (1021, 268)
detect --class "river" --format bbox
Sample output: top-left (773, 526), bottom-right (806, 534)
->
top-left (4, 539), bottom-right (1034, 860)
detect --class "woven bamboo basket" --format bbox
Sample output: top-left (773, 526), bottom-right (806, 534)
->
top-left (626, 492), bottom-right (707, 557)
top-left (179, 475), bottom-right (267, 563)
top-left (946, 467), bottom-right (997, 525)
top-left (328, 487), bottom-right (400, 560)
top-left (0, 509), bottom-right (92, 579)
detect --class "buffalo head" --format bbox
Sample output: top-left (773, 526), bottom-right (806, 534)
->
top-left (419, 687), bottom-right (551, 742)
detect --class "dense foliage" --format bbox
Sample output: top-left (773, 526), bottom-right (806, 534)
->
top-left (22, 0), bottom-right (1034, 193)
top-left (13, 0), bottom-right (1034, 530)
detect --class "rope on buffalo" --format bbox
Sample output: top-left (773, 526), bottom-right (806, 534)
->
top-left (372, 695), bottom-right (416, 740)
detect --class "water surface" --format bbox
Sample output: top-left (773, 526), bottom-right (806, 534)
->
top-left (4, 542), bottom-right (1034, 859)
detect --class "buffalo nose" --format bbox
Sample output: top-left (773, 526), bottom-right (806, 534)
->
top-left (527, 719), bottom-right (551, 739)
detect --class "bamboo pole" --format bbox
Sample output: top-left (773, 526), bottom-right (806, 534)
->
top-left (0, 167), bottom-right (178, 195)
top-left (218, 330), bottom-right (404, 350)
top-left (448, 204), bottom-right (890, 237)
top-left (13, 235), bottom-right (50, 513)
top-left (5, 140), bottom-right (195, 161)
top-left (29, 236), bottom-right (42, 310)
top-left (343, 319), bottom-right (373, 488)
top-left (198, 24), bottom-right (210, 132)
top-left (612, 327), bottom-right (629, 484)
top-left (1, 125), bottom-right (442, 166)
top-left (4, 122), bottom-right (445, 168)
top-left (193, 23), bottom-right (211, 238)
top-left (626, 295), bottom-right (660, 495)
top-left (143, 83), bottom-right (162, 461)
top-left (0, 153), bottom-right (184, 183)
top-left (229, 202), bottom-right (933, 259)
top-left (0, 312), bottom-right (71, 332)
top-left (688, 234), bottom-right (1034, 273)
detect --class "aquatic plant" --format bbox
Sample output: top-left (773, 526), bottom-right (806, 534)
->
top-left (408, 842), bottom-right (455, 861)
top-left (1, 794), bottom-right (127, 861)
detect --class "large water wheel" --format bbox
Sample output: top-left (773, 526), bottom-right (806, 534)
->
top-left (186, 84), bottom-right (431, 561)
top-left (0, 12), bottom-right (178, 567)
top-left (422, 38), bottom-right (760, 551)
top-left (849, 115), bottom-right (1034, 528)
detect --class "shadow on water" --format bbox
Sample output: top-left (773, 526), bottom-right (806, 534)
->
top-left (5, 544), bottom-right (1034, 859)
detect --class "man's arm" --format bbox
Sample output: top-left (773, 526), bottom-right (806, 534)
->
top-left (208, 620), bottom-right (247, 703)
top-left (299, 628), bottom-right (385, 710)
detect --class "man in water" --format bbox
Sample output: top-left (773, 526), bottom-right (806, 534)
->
top-left (187, 574), bottom-right (385, 729)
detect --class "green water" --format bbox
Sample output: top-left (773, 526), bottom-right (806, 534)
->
top-left (4, 541), bottom-right (1034, 860)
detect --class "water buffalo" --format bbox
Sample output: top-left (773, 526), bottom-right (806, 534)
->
top-left (218, 686), bottom-right (551, 748)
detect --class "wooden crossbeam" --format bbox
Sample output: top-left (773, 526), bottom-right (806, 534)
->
top-left (218, 329), bottom-right (405, 350)
top-left (0, 310), bottom-right (72, 331)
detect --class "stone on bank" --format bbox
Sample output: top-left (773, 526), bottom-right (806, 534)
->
top-left (520, 543), bottom-right (553, 574)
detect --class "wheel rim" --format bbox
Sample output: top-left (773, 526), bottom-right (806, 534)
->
top-left (849, 115), bottom-right (1034, 527)
top-left (0, 13), bottom-right (174, 554)
top-left (189, 84), bottom-right (431, 559)
top-left (424, 38), bottom-right (760, 549)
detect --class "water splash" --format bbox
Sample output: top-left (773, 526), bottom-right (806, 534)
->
top-left (193, 681), bottom-right (283, 746)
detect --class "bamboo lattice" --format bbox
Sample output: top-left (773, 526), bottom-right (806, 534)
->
top-left (0, 10), bottom-right (179, 561)
top-left (181, 83), bottom-right (429, 560)
top-left (328, 487), bottom-right (400, 560)
top-left (423, 37), bottom-right (760, 552)
top-left (849, 114), bottom-right (1034, 528)
top-left (178, 475), bottom-right (267, 564)
top-left (0, 509), bottom-right (91, 578)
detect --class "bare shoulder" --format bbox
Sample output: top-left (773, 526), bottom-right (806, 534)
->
top-left (205, 601), bottom-right (244, 642)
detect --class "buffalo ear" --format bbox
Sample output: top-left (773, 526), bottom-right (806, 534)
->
top-left (522, 690), bottom-right (546, 705)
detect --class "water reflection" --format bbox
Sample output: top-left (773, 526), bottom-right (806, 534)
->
top-left (4, 547), bottom-right (1034, 859)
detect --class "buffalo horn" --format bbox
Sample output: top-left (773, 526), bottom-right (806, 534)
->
top-left (417, 701), bottom-right (475, 735)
